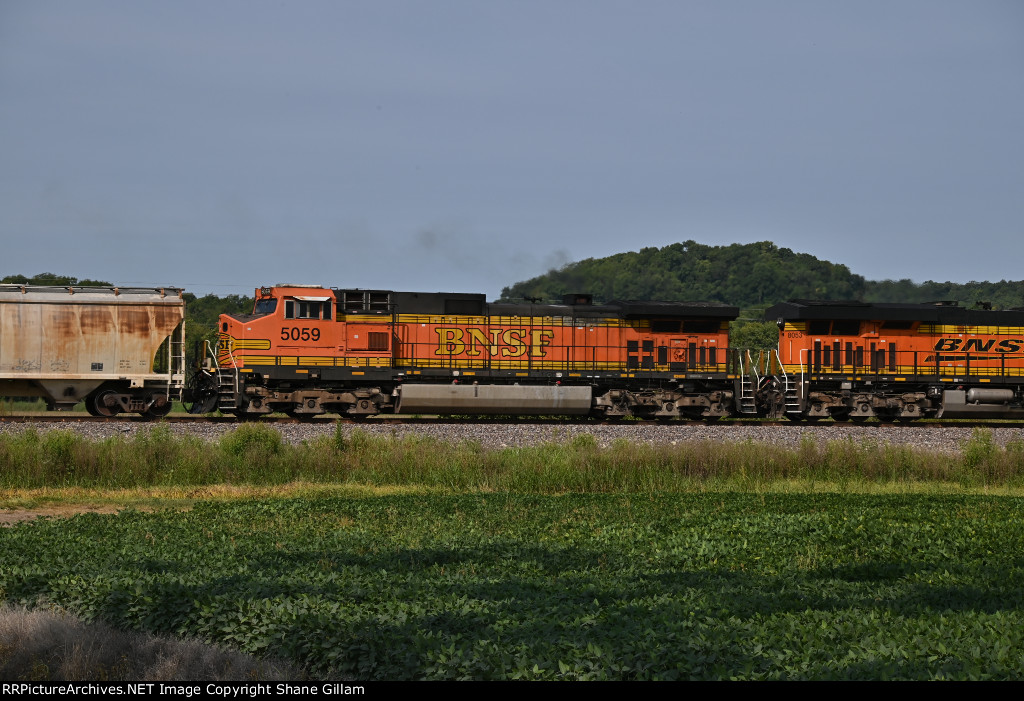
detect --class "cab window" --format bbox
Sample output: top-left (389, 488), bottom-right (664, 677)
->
top-left (284, 299), bottom-right (332, 320)
top-left (254, 299), bottom-right (277, 315)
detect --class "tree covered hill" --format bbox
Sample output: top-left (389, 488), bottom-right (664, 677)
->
top-left (500, 241), bottom-right (867, 306)
top-left (499, 241), bottom-right (1024, 309)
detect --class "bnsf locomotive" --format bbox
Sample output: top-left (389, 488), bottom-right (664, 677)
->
top-left (761, 300), bottom-right (1024, 421)
top-left (6, 281), bottom-right (1024, 422)
top-left (190, 284), bottom-right (741, 419)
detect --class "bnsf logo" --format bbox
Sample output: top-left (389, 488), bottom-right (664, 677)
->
top-left (435, 327), bottom-right (555, 357)
top-left (933, 338), bottom-right (1024, 352)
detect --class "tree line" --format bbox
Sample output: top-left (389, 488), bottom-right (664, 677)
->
top-left (9, 243), bottom-right (1024, 354)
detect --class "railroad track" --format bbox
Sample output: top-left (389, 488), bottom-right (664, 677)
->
top-left (3, 413), bottom-right (1024, 429)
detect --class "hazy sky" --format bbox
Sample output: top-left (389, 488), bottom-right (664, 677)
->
top-left (1, 1), bottom-right (1022, 300)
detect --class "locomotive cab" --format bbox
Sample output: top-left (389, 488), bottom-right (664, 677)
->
top-left (217, 284), bottom-right (337, 371)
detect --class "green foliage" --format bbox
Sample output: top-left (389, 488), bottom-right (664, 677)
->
top-left (499, 241), bottom-right (867, 306)
top-left (219, 423), bottom-right (283, 458)
top-left (865, 278), bottom-right (1024, 309)
top-left (3, 427), bottom-right (1024, 491)
top-left (181, 292), bottom-right (253, 369)
top-left (2, 493), bottom-right (1024, 680)
top-left (730, 316), bottom-right (779, 351)
top-left (1, 273), bottom-right (110, 286)
top-left (496, 242), bottom-right (1024, 310)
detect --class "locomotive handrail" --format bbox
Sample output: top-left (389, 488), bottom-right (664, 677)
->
top-left (744, 349), bottom-right (759, 386)
top-left (205, 339), bottom-right (218, 369)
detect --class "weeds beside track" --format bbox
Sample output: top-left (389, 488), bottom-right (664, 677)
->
top-left (1, 424), bottom-right (1024, 494)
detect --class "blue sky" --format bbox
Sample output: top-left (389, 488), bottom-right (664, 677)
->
top-left (1, 1), bottom-right (1022, 299)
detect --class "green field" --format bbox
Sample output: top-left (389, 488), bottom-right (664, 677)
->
top-left (2, 427), bottom-right (1024, 680)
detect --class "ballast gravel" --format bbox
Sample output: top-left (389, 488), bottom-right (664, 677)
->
top-left (2, 420), bottom-right (1023, 454)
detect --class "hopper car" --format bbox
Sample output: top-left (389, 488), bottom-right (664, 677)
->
top-left (0, 285), bottom-right (185, 417)
top-left (759, 300), bottom-right (1024, 421)
top-left (190, 285), bottom-right (743, 419)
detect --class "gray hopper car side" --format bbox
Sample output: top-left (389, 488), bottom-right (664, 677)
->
top-left (0, 285), bottom-right (185, 417)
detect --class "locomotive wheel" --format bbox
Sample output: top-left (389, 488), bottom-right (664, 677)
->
top-left (91, 391), bottom-right (120, 417)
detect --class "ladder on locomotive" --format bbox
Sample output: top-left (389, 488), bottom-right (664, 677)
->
top-left (202, 338), bottom-right (240, 412)
top-left (215, 368), bottom-right (239, 412)
top-left (737, 350), bottom-right (758, 414)
top-left (774, 348), bottom-right (802, 416)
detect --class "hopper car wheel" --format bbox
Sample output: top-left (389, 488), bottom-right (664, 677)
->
top-left (831, 411), bottom-right (851, 422)
top-left (144, 394), bottom-right (172, 420)
top-left (91, 391), bottom-right (120, 417)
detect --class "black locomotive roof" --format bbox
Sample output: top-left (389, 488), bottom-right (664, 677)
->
top-left (767, 300), bottom-right (1024, 325)
top-left (336, 288), bottom-right (738, 320)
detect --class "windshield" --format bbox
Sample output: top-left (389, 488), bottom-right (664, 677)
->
top-left (254, 298), bottom-right (277, 315)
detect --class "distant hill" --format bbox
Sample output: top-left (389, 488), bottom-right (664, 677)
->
top-left (499, 241), bottom-right (1024, 309)
top-left (499, 241), bottom-right (866, 307)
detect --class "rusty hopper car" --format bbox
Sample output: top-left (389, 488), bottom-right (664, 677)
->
top-left (764, 299), bottom-right (1024, 420)
top-left (0, 285), bottom-right (185, 417)
top-left (195, 285), bottom-right (741, 418)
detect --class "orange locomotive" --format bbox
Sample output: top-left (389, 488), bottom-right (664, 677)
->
top-left (763, 300), bottom-right (1024, 420)
top-left (192, 285), bottom-right (741, 418)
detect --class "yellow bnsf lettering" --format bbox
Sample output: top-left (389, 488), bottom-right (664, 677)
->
top-left (465, 328), bottom-right (502, 356)
top-left (435, 327), bottom-right (553, 357)
top-left (435, 328), bottom-right (465, 355)
top-left (501, 329), bottom-right (527, 357)
top-left (531, 330), bottom-right (555, 357)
